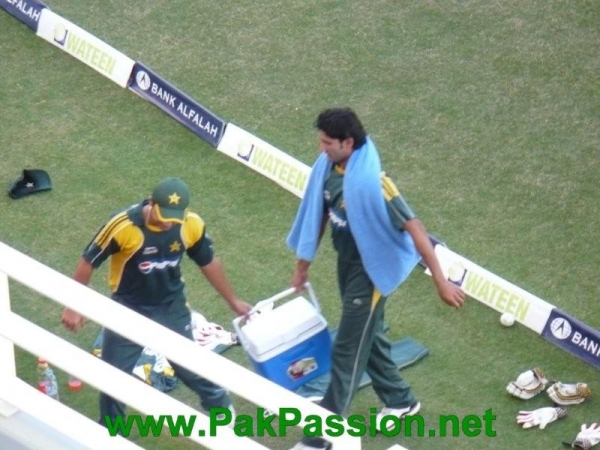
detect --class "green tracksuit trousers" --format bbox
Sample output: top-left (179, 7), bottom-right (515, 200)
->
top-left (302, 260), bottom-right (416, 447)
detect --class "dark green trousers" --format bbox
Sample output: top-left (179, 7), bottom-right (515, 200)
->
top-left (99, 298), bottom-right (231, 423)
top-left (302, 261), bottom-right (416, 447)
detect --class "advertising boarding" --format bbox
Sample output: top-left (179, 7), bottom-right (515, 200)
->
top-left (129, 63), bottom-right (225, 147)
top-left (1, 0), bottom-right (47, 31)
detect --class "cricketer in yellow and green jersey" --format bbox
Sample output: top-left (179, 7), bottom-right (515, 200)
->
top-left (82, 199), bottom-right (213, 305)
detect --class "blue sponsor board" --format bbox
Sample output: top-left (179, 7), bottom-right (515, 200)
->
top-left (129, 63), bottom-right (225, 148)
top-left (1, 0), bottom-right (46, 30)
top-left (542, 308), bottom-right (600, 370)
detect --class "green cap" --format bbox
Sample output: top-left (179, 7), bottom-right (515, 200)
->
top-left (8, 169), bottom-right (52, 199)
top-left (151, 178), bottom-right (190, 223)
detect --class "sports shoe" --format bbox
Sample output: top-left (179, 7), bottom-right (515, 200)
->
top-left (375, 401), bottom-right (421, 432)
top-left (263, 408), bottom-right (275, 418)
top-left (289, 441), bottom-right (332, 450)
top-left (214, 405), bottom-right (236, 428)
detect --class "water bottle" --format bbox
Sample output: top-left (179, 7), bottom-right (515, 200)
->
top-left (37, 357), bottom-right (60, 401)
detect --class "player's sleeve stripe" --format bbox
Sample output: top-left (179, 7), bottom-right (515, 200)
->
top-left (94, 216), bottom-right (131, 250)
top-left (381, 173), bottom-right (400, 201)
top-left (181, 212), bottom-right (205, 249)
top-left (89, 221), bottom-right (138, 265)
top-left (94, 212), bottom-right (128, 246)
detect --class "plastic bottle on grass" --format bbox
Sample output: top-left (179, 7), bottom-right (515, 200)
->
top-left (37, 357), bottom-right (60, 401)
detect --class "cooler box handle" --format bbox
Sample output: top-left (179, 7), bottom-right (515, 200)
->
top-left (232, 282), bottom-right (320, 348)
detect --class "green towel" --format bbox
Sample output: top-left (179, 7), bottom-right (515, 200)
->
top-left (294, 331), bottom-right (429, 400)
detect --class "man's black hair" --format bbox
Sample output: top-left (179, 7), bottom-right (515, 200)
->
top-left (314, 108), bottom-right (367, 149)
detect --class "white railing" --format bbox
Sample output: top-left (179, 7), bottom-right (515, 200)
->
top-left (0, 241), bottom-right (363, 450)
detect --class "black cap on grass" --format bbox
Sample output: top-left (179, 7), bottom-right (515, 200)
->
top-left (8, 169), bottom-right (52, 199)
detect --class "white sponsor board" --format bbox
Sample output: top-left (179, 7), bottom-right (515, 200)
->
top-left (36, 9), bottom-right (134, 88)
top-left (432, 245), bottom-right (554, 333)
top-left (217, 123), bottom-right (311, 198)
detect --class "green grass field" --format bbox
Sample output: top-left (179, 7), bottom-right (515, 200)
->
top-left (0, 1), bottom-right (598, 449)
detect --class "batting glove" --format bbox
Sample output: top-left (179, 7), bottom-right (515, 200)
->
top-left (517, 407), bottom-right (567, 429)
top-left (570, 423), bottom-right (600, 449)
top-left (548, 382), bottom-right (591, 405)
top-left (507, 367), bottom-right (549, 399)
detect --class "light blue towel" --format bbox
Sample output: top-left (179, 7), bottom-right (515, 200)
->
top-left (287, 137), bottom-right (421, 296)
top-left (286, 151), bottom-right (331, 262)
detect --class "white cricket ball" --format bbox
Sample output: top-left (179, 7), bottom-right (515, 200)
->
top-left (500, 312), bottom-right (515, 327)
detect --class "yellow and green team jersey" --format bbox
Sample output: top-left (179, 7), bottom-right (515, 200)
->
top-left (82, 200), bottom-right (213, 305)
top-left (324, 165), bottom-right (416, 263)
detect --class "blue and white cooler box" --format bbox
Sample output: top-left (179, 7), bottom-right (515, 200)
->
top-left (234, 284), bottom-right (332, 390)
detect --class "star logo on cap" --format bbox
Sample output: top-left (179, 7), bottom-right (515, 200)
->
top-left (26, 182), bottom-right (34, 188)
top-left (168, 192), bottom-right (181, 205)
top-left (170, 241), bottom-right (181, 252)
